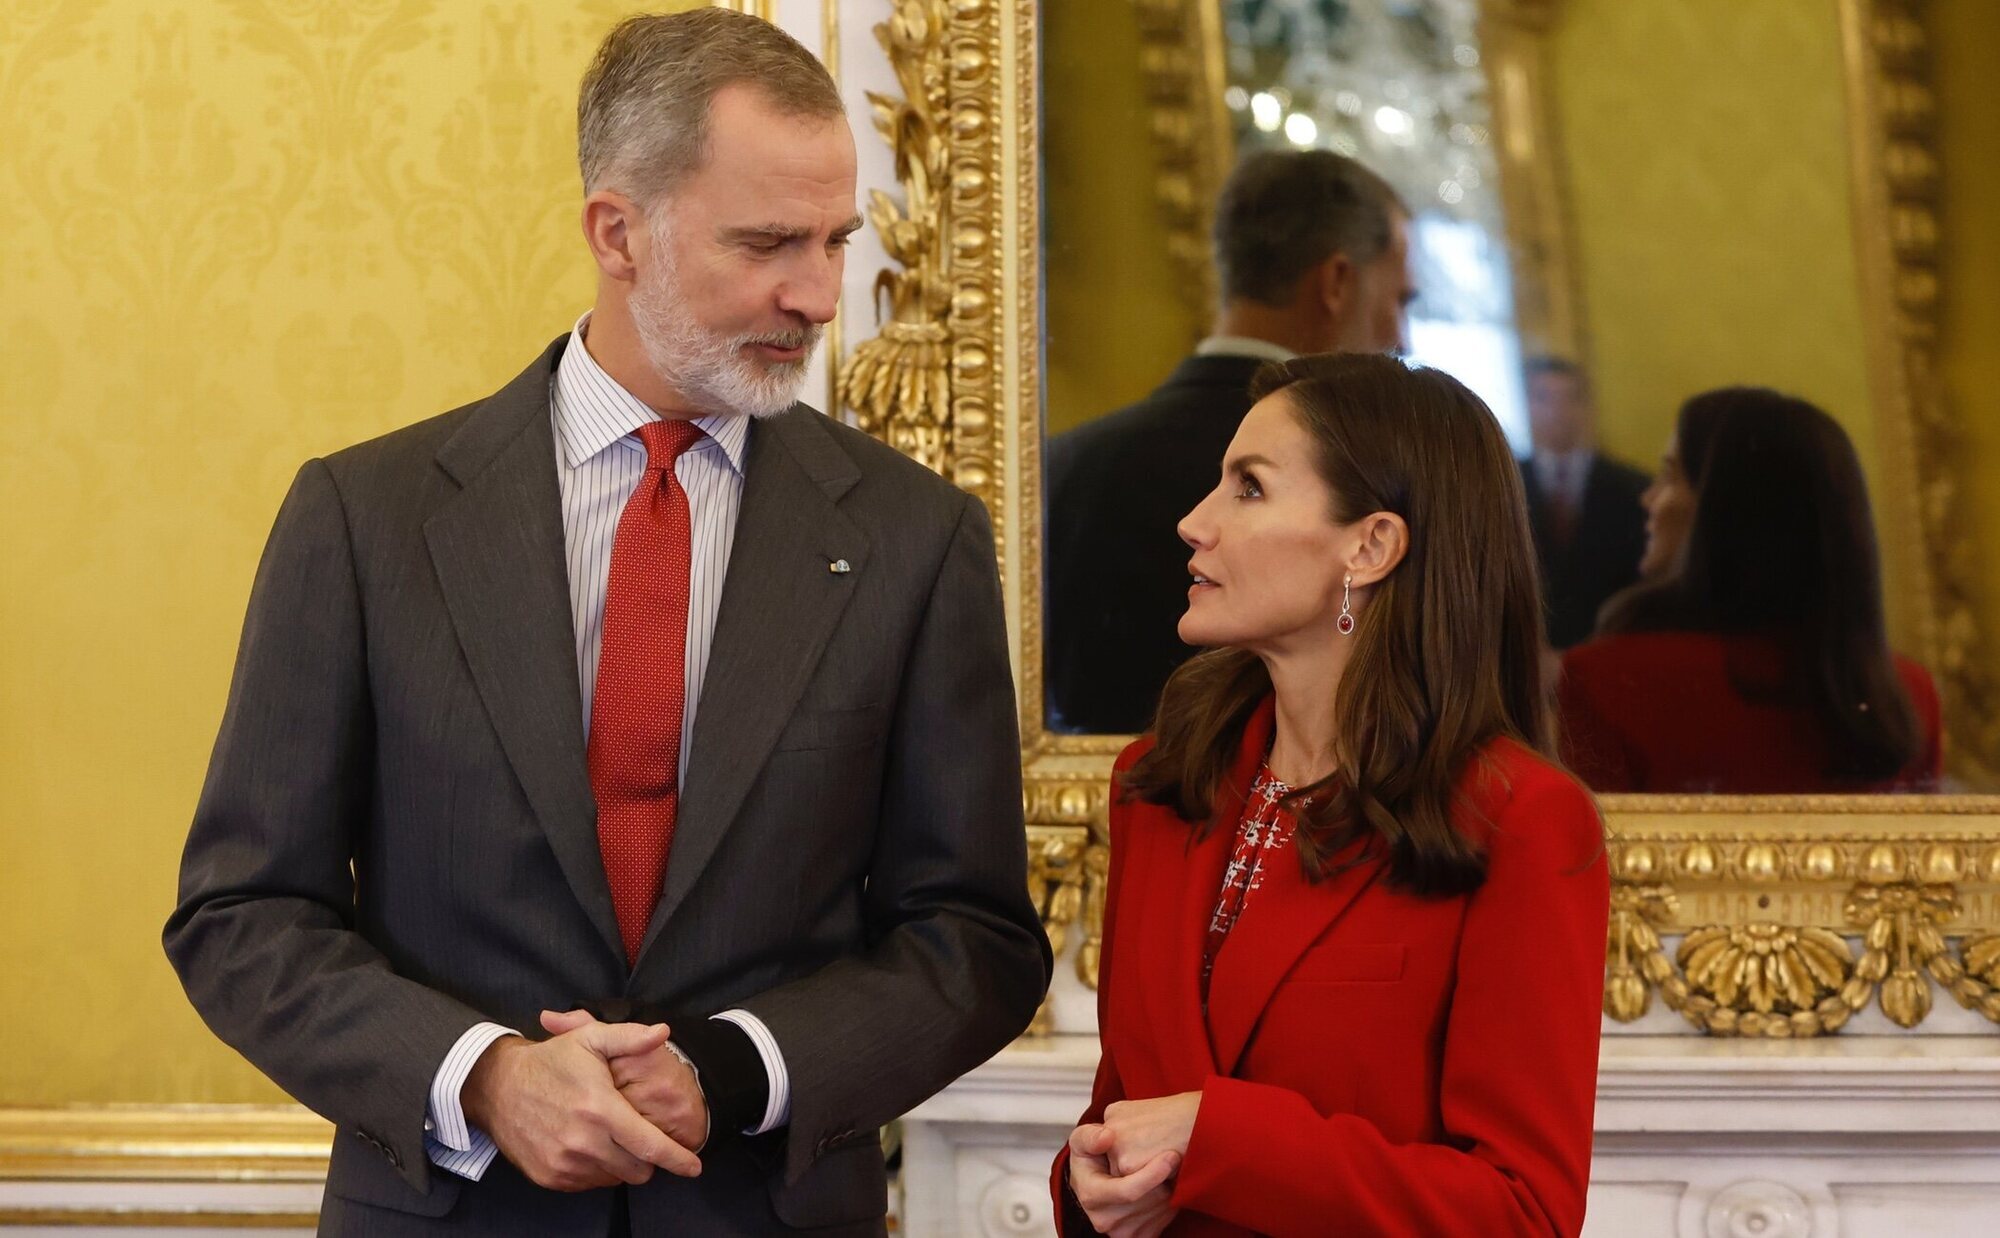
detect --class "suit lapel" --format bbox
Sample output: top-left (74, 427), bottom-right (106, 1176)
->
top-left (631, 409), bottom-right (868, 968)
top-left (424, 337), bottom-right (624, 962)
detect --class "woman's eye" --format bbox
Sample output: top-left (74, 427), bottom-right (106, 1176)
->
top-left (1236, 473), bottom-right (1263, 500)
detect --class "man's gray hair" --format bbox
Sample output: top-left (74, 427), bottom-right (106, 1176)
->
top-left (578, 8), bottom-right (844, 208)
top-left (1213, 149), bottom-right (1407, 306)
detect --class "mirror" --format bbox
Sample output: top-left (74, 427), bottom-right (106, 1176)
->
top-left (1036, 0), bottom-right (1998, 794)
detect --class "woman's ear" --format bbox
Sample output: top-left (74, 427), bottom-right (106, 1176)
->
top-left (1346, 512), bottom-right (1410, 587)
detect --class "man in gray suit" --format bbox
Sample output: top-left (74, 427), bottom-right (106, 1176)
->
top-left (164, 11), bottom-right (1050, 1235)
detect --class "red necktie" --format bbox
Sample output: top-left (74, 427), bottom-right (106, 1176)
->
top-left (590, 419), bottom-right (704, 965)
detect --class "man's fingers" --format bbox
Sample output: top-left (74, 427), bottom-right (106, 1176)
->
top-left (539, 1008), bottom-right (598, 1037)
top-left (606, 1097), bottom-right (702, 1178)
top-left (579, 1020), bottom-right (671, 1061)
top-left (587, 1134), bottom-right (656, 1187)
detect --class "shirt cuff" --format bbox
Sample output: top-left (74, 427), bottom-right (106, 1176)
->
top-left (711, 1009), bottom-right (790, 1134)
top-left (424, 1021), bottom-right (518, 1181)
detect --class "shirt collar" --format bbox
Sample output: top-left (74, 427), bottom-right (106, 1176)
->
top-left (1195, 335), bottom-right (1298, 365)
top-left (551, 312), bottom-right (750, 475)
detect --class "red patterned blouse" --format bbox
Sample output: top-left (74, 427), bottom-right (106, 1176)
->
top-left (1201, 765), bottom-right (1303, 1006)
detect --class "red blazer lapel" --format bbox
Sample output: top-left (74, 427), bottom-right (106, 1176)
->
top-left (1137, 792), bottom-right (1232, 1081)
top-left (1204, 834), bottom-right (1384, 1076)
top-left (1142, 699), bottom-right (1279, 1079)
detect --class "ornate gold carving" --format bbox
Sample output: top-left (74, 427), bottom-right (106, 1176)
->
top-left (838, 1), bottom-right (953, 474)
top-left (1841, 0), bottom-right (2000, 778)
top-left (1127, 0), bottom-right (1232, 335)
top-left (1024, 823), bottom-right (1092, 1034)
top-left (1677, 924), bottom-right (1854, 1017)
top-left (1598, 822), bottom-right (2000, 1035)
top-left (1026, 775), bottom-right (1112, 998)
top-left (1603, 881), bottom-right (1675, 1021)
top-left (838, 0), bottom-right (1002, 515)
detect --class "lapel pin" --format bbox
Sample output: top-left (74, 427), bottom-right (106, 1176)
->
top-left (829, 559), bottom-right (852, 574)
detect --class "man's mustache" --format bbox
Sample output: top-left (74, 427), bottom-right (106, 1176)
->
top-left (739, 325), bottom-right (822, 353)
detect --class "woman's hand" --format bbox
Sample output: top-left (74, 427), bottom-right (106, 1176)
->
top-left (1068, 1124), bottom-right (1179, 1237)
top-left (1100, 1091), bottom-right (1202, 1176)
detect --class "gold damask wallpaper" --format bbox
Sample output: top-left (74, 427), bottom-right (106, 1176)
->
top-left (0, 0), bottom-right (707, 1104)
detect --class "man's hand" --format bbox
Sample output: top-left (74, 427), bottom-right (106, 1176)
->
top-left (1067, 1124), bottom-right (1179, 1238)
top-left (1099, 1092), bottom-right (1201, 1177)
top-left (540, 1009), bottom-right (711, 1152)
top-left (461, 1020), bottom-right (701, 1191)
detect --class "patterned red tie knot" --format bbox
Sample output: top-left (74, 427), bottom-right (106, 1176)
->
top-left (636, 419), bottom-right (704, 471)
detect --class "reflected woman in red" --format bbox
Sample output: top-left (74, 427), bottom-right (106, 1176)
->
top-left (1054, 354), bottom-right (1609, 1237)
top-left (1559, 388), bottom-right (1941, 793)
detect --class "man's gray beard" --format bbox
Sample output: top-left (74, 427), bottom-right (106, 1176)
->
top-left (629, 227), bottom-right (821, 420)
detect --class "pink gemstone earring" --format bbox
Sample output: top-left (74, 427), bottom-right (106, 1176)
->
top-left (1337, 573), bottom-right (1355, 636)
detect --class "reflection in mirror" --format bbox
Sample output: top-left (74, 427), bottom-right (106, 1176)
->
top-left (1558, 387), bottom-right (1942, 793)
top-left (1040, 0), bottom-right (1992, 792)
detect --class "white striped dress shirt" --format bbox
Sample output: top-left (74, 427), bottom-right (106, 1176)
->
top-left (424, 315), bottom-right (791, 1180)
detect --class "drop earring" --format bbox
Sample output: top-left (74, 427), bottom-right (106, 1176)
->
top-left (1337, 573), bottom-right (1355, 636)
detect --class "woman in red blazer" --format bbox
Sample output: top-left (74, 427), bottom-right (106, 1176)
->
top-left (1054, 355), bottom-right (1609, 1237)
top-left (1559, 387), bottom-right (1942, 794)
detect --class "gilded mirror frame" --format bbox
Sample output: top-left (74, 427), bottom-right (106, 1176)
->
top-left (839, 0), bottom-right (2000, 1037)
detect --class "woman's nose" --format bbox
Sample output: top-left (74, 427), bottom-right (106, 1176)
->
top-left (1178, 493), bottom-right (1215, 549)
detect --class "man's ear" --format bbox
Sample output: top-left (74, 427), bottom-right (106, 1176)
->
top-left (1318, 251), bottom-right (1356, 321)
top-left (583, 189), bottom-right (647, 283)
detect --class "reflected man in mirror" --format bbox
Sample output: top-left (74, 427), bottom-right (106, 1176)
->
top-left (1518, 356), bottom-right (1650, 649)
top-left (1047, 150), bottom-right (1414, 734)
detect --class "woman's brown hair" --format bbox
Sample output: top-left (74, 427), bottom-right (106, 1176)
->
top-left (1123, 353), bottom-right (1555, 897)
top-left (1596, 387), bottom-right (1922, 782)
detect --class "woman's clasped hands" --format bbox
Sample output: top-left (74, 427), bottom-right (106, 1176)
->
top-left (1067, 1091), bottom-right (1202, 1237)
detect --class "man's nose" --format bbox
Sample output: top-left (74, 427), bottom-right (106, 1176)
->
top-left (780, 250), bottom-right (843, 325)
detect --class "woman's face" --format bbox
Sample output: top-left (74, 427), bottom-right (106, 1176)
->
top-left (1639, 434), bottom-right (1695, 578)
top-left (1177, 394), bottom-right (1354, 653)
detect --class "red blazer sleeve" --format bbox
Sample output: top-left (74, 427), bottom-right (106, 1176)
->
top-left (1167, 771), bottom-right (1610, 1237)
top-left (1051, 744), bottom-right (1147, 1237)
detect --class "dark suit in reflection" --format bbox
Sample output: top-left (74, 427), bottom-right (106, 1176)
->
top-left (1520, 451), bottom-right (1649, 648)
top-left (1045, 353), bottom-right (1264, 734)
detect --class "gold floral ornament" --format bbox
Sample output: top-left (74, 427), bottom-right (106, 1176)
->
top-left (1604, 882), bottom-right (1677, 1021)
top-left (1845, 881), bottom-right (1960, 1027)
top-left (1677, 925), bottom-right (1854, 1017)
top-left (1931, 932), bottom-right (2000, 1026)
top-left (836, 0), bottom-right (954, 476)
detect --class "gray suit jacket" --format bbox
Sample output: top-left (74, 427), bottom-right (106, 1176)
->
top-left (164, 337), bottom-right (1052, 1235)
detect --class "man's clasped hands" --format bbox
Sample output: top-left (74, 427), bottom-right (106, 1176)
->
top-left (460, 1009), bottom-right (709, 1191)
